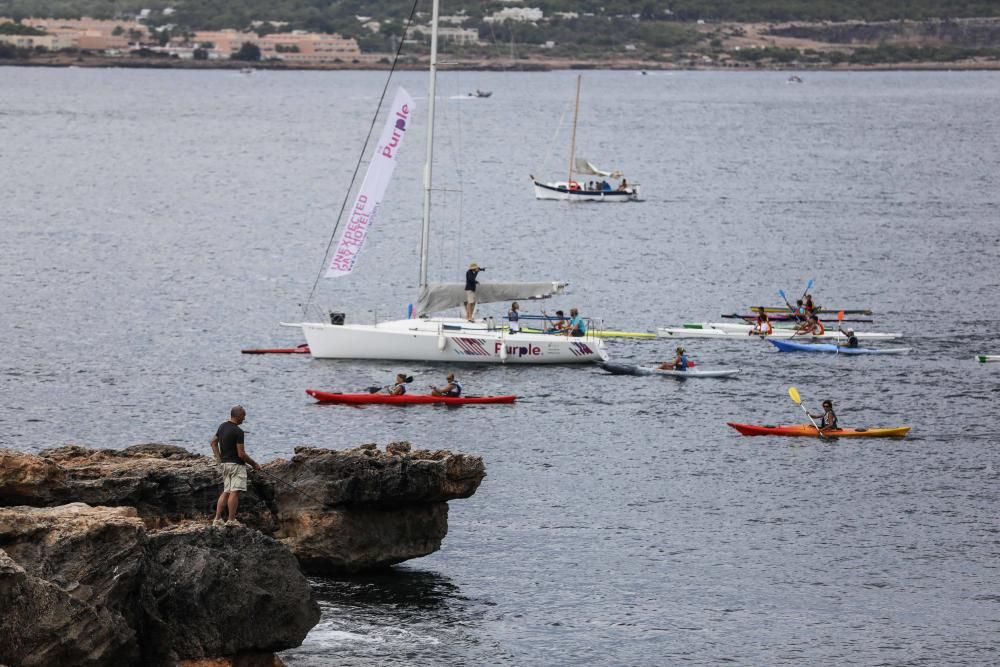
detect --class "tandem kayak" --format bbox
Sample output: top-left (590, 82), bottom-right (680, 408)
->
top-left (727, 422), bottom-right (911, 438)
top-left (600, 362), bottom-right (739, 378)
top-left (769, 339), bottom-right (911, 355)
top-left (978, 355), bottom-right (999, 363)
top-left (306, 389), bottom-right (516, 405)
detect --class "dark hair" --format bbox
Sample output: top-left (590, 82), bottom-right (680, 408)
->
top-left (822, 400), bottom-right (832, 407)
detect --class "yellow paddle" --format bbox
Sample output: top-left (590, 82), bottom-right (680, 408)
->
top-left (788, 386), bottom-right (827, 440)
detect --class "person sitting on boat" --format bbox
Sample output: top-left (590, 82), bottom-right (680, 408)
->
top-left (809, 400), bottom-right (839, 432)
top-left (838, 327), bottom-right (859, 348)
top-left (616, 178), bottom-right (629, 192)
top-left (601, 180), bottom-right (611, 192)
top-left (544, 309), bottom-right (568, 333)
top-left (749, 308), bottom-right (773, 336)
top-left (430, 373), bottom-right (462, 397)
top-left (386, 373), bottom-right (409, 396)
top-left (659, 347), bottom-right (689, 371)
top-left (508, 302), bottom-right (521, 334)
top-left (565, 308), bottom-right (586, 337)
top-left (795, 314), bottom-right (825, 337)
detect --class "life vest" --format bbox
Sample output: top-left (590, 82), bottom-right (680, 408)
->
top-left (448, 380), bottom-right (463, 397)
top-left (391, 382), bottom-right (406, 395)
top-left (569, 180), bottom-right (580, 191)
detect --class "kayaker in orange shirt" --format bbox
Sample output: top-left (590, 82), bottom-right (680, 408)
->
top-left (749, 308), bottom-right (773, 336)
top-left (794, 314), bottom-right (825, 337)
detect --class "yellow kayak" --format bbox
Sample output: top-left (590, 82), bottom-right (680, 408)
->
top-left (519, 327), bottom-right (657, 339)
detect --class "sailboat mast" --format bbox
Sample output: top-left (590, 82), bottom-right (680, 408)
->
top-left (567, 75), bottom-right (581, 189)
top-left (419, 0), bottom-right (441, 290)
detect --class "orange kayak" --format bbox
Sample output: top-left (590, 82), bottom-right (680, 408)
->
top-left (728, 422), bottom-right (910, 438)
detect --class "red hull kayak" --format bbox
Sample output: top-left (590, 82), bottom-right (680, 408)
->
top-left (306, 389), bottom-right (516, 405)
top-left (728, 422), bottom-right (910, 438)
top-left (242, 344), bottom-right (310, 354)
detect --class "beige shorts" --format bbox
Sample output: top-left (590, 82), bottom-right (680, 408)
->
top-left (221, 462), bottom-right (247, 492)
top-left (465, 290), bottom-right (476, 305)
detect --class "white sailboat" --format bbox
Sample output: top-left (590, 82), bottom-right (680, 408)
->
top-left (531, 75), bottom-right (640, 202)
top-left (283, 0), bottom-right (607, 364)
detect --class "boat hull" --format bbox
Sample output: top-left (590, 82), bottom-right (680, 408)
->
top-left (978, 355), bottom-right (999, 363)
top-left (291, 319), bottom-right (608, 364)
top-left (769, 340), bottom-right (911, 355)
top-left (307, 389), bottom-right (516, 405)
top-left (599, 362), bottom-right (738, 377)
top-left (728, 423), bottom-right (911, 438)
top-left (532, 180), bottom-right (640, 202)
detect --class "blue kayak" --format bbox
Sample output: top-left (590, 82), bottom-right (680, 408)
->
top-left (769, 339), bottom-right (911, 355)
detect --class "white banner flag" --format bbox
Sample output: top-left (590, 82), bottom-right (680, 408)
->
top-left (326, 87), bottom-right (414, 277)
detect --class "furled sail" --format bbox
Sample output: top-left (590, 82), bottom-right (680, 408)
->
top-left (573, 158), bottom-right (623, 179)
top-left (416, 281), bottom-right (568, 317)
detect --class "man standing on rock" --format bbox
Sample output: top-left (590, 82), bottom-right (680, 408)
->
top-left (210, 405), bottom-right (260, 526)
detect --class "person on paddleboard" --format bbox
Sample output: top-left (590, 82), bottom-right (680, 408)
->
top-left (749, 307), bottom-right (773, 336)
top-left (507, 302), bottom-right (521, 334)
top-left (565, 308), bottom-right (587, 337)
top-left (430, 373), bottom-right (462, 397)
top-left (659, 347), bottom-right (689, 371)
top-left (809, 400), bottom-right (839, 432)
top-left (838, 327), bottom-right (859, 348)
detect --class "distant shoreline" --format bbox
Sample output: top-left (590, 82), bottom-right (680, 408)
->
top-left (5, 53), bottom-right (1000, 72)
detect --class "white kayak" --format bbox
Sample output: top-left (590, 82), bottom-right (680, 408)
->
top-left (659, 323), bottom-right (901, 340)
top-left (978, 355), bottom-right (1000, 363)
top-left (600, 362), bottom-right (739, 378)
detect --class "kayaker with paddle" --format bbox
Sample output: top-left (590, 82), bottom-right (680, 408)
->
top-left (809, 400), bottom-right (839, 432)
top-left (838, 327), bottom-right (859, 348)
top-left (749, 308), bottom-right (773, 336)
top-left (804, 294), bottom-right (817, 318)
top-left (430, 373), bottom-right (462, 397)
top-left (659, 347), bottom-right (689, 372)
top-left (794, 314), bottom-right (825, 337)
top-left (386, 373), bottom-right (410, 396)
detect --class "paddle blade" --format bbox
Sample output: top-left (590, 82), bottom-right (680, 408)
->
top-left (778, 289), bottom-right (787, 300)
top-left (837, 310), bottom-right (844, 322)
top-left (806, 279), bottom-right (814, 290)
top-left (788, 386), bottom-right (802, 405)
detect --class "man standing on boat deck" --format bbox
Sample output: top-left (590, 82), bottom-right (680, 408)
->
top-left (465, 262), bottom-right (484, 322)
top-left (210, 405), bottom-right (260, 526)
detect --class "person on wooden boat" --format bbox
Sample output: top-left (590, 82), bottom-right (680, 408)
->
top-left (795, 314), bottom-right (825, 336)
top-left (659, 347), bottom-right (689, 371)
top-left (749, 307), bottom-right (773, 336)
top-left (386, 373), bottom-right (409, 395)
top-left (507, 302), bottom-right (521, 333)
top-left (838, 327), bottom-right (859, 348)
top-left (544, 309), bottom-right (567, 333)
top-left (465, 262), bottom-right (484, 322)
top-left (809, 400), bottom-right (839, 432)
top-left (430, 373), bottom-right (462, 397)
top-left (565, 308), bottom-right (587, 337)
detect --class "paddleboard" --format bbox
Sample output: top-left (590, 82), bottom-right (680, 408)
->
top-left (727, 422), bottom-right (910, 438)
top-left (769, 339), bottom-right (911, 355)
top-left (977, 355), bottom-right (999, 363)
top-left (306, 389), bottom-right (516, 405)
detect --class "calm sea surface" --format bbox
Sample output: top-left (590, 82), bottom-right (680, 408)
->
top-left (2, 66), bottom-right (1000, 665)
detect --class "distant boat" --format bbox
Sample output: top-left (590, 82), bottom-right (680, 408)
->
top-left (240, 67), bottom-right (255, 74)
top-left (530, 75), bottom-right (640, 202)
top-left (787, 75), bottom-right (803, 83)
top-left (469, 89), bottom-right (492, 98)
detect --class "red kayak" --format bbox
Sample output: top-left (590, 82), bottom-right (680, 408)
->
top-left (728, 422), bottom-right (910, 438)
top-left (242, 344), bottom-right (310, 354)
top-left (306, 389), bottom-right (516, 405)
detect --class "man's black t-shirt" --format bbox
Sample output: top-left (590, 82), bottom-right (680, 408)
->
top-left (216, 421), bottom-right (245, 465)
